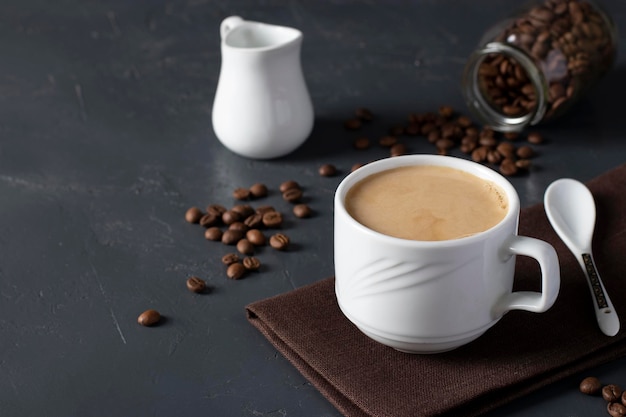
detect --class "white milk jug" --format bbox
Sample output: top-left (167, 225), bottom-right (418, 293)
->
top-left (212, 16), bottom-right (314, 159)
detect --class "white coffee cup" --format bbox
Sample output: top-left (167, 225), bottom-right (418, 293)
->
top-left (334, 154), bottom-right (560, 353)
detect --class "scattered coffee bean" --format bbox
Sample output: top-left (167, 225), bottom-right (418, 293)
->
top-left (517, 145), bottom-right (535, 159)
top-left (204, 226), bottom-right (223, 241)
top-left (389, 125), bottom-right (404, 136)
top-left (282, 187), bottom-right (303, 203)
top-left (319, 163), bottom-right (337, 177)
top-left (355, 107), bottom-right (374, 121)
top-left (226, 262), bottom-right (246, 280)
top-left (256, 205), bottom-right (277, 214)
top-left (353, 137), bottom-right (370, 150)
top-left (243, 212), bottom-right (264, 228)
top-left (207, 204), bottom-right (227, 216)
top-left (580, 376), bottom-right (602, 395)
top-left (222, 229), bottom-right (244, 245)
top-left (351, 162), bottom-right (364, 172)
top-left (232, 187), bottom-right (250, 200)
top-left (390, 143), bottom-right (407, 157)
top-left (221, 253), bottom-right (240, 265)
top-left (231, 204), bottom-right (254, 218)
top-left (279, 180), bottom-right (300, 193)
top-left (608, 402), bottom-right (626, 417)
top-left (503, 132), bottom-right (519, 141)
top-left (249, 183), bottom-right (268, 198)
top-left (243, 256), bottom-right (261, 271)
top-left (199, 212), bottom-right (219, 228)
top-left (500, 158), bottom-right (519, 176)
top-left (439, 105), bottom-right (454, 118)
top-left (221, 210), bottom-right (241, 225)
top-left (137, 309), bottom-right (161, 326)
top-left (185, 207), bottom-right (203, 224)
top-left (270, 233), bottom-right (290, 250)
top-left (236, 238), bottom-right (254, 255)
top-left (186, 276), bottom-right (207, 293)
top-left (293, 204), bottom-right (312, 218)
top-left (603, 385), bottom-right (623, 403)
top-left (228, 221), bottom-right (249, 232)
top-left (515, 159), bottom-right (532, 170)
top-left (527, 132), bottom-right (543, 144)
top-left (262, 211), bottom-right (283, 228)
top-left (246, 229), bottom-right (266, 246)
top-left (379, 135), bottom-right (397, 147)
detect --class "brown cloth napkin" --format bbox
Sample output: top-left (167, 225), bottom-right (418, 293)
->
top-left (246, 164), bottom-right (626, 417)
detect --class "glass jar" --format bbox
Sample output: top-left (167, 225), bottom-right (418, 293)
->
top-left (462, 0), bottom-right (617, 132)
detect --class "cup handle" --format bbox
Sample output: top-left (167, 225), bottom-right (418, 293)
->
top-left (220, 16), bottom-right (244, 40)
top-left (495, 235), bottom-right (560, 315)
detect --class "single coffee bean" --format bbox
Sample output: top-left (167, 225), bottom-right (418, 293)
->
top-left (515, 159), bottom-right (532, 170)
top-left (503, 131), bottom-right (519, 141)
top-left (137, 309), bottom-right (161, 326)
top-left (282, 188), bottom-right (303, 203)
top-left (228, 221), bottom-right (249, 232)
top-left (293, 203), bottom-right (312, 218)
top-left (186, 276), bottom-right (206, 293)
top-left (256, 205), bottom-right (277, 215)
top-left (232, 187), bottom-right (250, 200)
top-left (243, 256), bottom-right (261, 271)
top-left (221, 253), bottom-right (239, 265)
top-left (262, 211), bottom-right (283, 228)
top-left (236, 238), bottom-right (254, 255)
top-left (279, 180), bottom-right (300, 193)
top-left (204, 226), bottom-right (223, 241)
top-left (206, 204), bottom-right (227, 216)
top-left (379, 135), bottom-right (397, 147)
top-left (319, 163), bottom-right (337, 177)
top-left (246, 229), bottom-right (266, 246)
top-left (479, 136), bottom-right (498, 147)
top-left (471, 146), bottom-right (489, 163)
top-left (435, 138), bottom-right (454, 151)
top-left (353, 137), bottom-right (370, 150)
top-left (579, 377), bottom-right (602, 395)
top-left (517, 145), bottom-right (535, 159)
top-left (355, 107), bottom-right (373, 121)
top-left (439, 105), bottom-right (454, 118)
top-left (527, 131), bottom-right (544, 144)
top-left (496, 141), bottom-right (516, 158)
top-left (185, 207), bottom-right (203, 224)
top-left (456, 115), bottom-right (473, 128)
top-left (344, 118), bottom-right (362, 130)
top-left (231, 204), bottom-right (255, 218)
top-left (500, 158), bottom-right (519, 176)
top-left (465, 126), bottom-right (479, 138)
top-left (249, 183), bottom-right (268, 198)
top-left (390, 143), bottom-right (407, 157)
top-left (199, 212), bottom-right (219, 228)
top-left (608, 402), bottom-right (626, 417)
top-left (270, 233), bottom-right (290, 250)
top-left (221, 210), bottom-right (241, 225)
top-left (221, 229), bottom-right (244, 245)
top-left (487, 149), bottom-right (503, 164)
top-left (603, 385), bottom-right (623, 402)
top-left (226, 262), bottom-right (246, 280)
top-left (426, 129), bottom-right (440, 144)
top-left (243, 212), bottom-right (264, 228)
top-left (621, 390), bottom-right (626, 406)
top-left (351, 162), bottom-right (364, 172)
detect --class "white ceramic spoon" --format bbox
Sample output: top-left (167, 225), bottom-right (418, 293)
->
top-left (544, 178), bottom-right (620, 337)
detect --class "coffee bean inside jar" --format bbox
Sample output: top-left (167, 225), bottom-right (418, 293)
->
top-left (462, 0), bottom-right (616, 132)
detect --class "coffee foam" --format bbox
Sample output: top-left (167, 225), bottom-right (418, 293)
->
top-left (345, 165), bottom-right (508, 241)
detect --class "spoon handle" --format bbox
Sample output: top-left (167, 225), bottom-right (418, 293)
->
top-left (579, 252), bottom-right (620, 337)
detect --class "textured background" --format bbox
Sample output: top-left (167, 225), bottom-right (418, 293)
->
top-left (1, 1), bottom-right (625, 416)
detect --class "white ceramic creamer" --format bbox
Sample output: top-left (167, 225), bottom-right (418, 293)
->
top-left (212, 16), bottom-right (314, 159)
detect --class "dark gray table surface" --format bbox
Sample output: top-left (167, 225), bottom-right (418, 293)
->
top-left (2, 1), bottom-right (626, 416)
